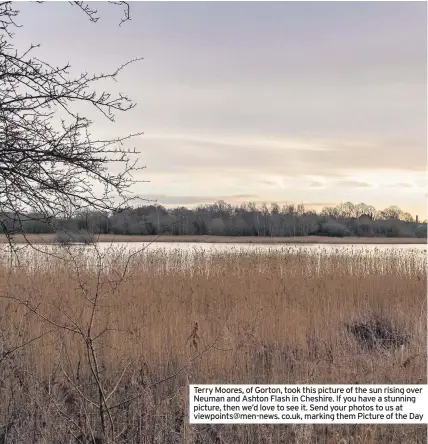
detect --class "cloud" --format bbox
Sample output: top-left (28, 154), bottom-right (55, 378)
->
top-left (308, 181), bottom-right (326, 188)
top-left (274, 201), bottom-right (337, 208)
top-left (137, 194), bottom-right (337, 209)
top-left (20, 2), bottom-right (425, 216)
top-left (258, 179), bottom-right (278, 186)
top-left (143, 194), bottom-right (260, 206)
top-left (391, 182), bottom-right (414, 188)
top-left (303, 202), bottom-right (338, 208)
top-left (139, 134), bottom-right (426, 181)
top-left (332, 180), bottom-right (373, 188)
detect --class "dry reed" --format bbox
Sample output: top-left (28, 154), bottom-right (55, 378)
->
top-left (0, 245), bottom-right (426, 443)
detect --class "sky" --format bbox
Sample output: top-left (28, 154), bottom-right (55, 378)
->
top-left (13, 2), bottom-right (427, 217)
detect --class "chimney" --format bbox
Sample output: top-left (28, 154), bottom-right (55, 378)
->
top-left (416, 215), bottom-right (419, 224)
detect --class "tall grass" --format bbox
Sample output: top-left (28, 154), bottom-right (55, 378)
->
top-left (0, 246), bottom-right (426, 443)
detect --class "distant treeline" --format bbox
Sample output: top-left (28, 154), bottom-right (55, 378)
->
top-left (1, 201), bottom-right (426, 239)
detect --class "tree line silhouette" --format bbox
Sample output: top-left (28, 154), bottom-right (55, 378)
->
top-left (1, 201), bottom-right (426, 239)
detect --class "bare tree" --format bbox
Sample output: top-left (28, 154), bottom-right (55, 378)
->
top-left (380, 205), bottom-right (403, 221)
top-left (0, 1), bottom-right (144, 242)
top-left (400, 212), bottom-right (414, 223)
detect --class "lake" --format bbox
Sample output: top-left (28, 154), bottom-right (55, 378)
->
top-left (99, 241), bottom-right (426, 254)
top-left (1, 241), bottom-right (426, 254)
top-left (1, 241), bottom-right (426, 269)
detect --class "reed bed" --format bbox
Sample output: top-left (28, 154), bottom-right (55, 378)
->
top-left (0, 246), bottom-right (426, 443)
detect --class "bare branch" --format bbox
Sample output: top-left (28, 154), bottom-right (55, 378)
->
top-left (0, 1), bottom-right (143, 243)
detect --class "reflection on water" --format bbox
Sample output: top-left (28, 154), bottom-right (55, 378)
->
top-left (1, 241), bottom-right (426, 273)
top-left (106, 241), bottom-right (426, 254)
top-left (1, 241), bottom-right (426, 256)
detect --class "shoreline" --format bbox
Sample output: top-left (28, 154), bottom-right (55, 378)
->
top-left (0, 233), bottom-right (426, 245)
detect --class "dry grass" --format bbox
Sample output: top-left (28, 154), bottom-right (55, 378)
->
top-left (0, 233), bottom-right (426, 244)
top-left (0, 246), bottom-right (426, 443)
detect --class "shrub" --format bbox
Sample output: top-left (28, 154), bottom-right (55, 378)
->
top-left (320, 220), bottom-right (351, 237)
top-left (415, 224), bottom-right (427, 238)
top-left (346, 315), bottom-right (409, 350)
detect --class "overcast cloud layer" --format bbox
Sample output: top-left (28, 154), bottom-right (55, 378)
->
top-left (15, 2), bottom-right (427, 216)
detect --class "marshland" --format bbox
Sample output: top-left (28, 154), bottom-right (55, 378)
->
top-left (0, 243), bottom-right (426, 443)
top-left (1, 1), bottom-right (427, 443)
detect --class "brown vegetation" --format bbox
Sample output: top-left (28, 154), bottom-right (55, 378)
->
top-left (0, 247), bottom-right (426, 443)
top-left (0, 233), bottom-right (426, 244)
